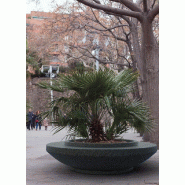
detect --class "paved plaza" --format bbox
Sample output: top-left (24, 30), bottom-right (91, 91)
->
top-left (26, 126), bottom-right (159, 185)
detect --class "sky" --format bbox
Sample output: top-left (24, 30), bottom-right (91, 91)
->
top-left (26, 0), bottom-right (74, 13)
top-left (26, 0), bottom-right (137, 13)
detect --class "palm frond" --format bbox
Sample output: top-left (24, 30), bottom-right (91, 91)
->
top-left (38, 68), bottom-right (154, 142)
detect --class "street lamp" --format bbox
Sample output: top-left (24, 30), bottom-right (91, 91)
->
top-left (49, 66), bottom-right (54, 127)
top-left (93, 36), bottom-right (100, 71)
top-left (95, 45), bottom-right (100, 71)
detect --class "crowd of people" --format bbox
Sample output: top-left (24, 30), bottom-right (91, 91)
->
top-left (26, 109), bottom-right (49, 131)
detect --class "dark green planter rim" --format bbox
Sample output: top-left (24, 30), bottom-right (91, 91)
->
top-left (64, 139), bottom-right (138, 148)
top-left (46, 140), bottom-right (157, 174)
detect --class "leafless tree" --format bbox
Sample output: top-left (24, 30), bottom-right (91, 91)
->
top-left (73, 0), bottom-right (159, 146)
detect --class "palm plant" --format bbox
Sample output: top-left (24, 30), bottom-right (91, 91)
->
top-left (38, 68), bottom-right (154, 142)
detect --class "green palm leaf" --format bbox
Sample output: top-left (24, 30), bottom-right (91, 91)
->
top-left (38, 68), bottom-right (154, 142)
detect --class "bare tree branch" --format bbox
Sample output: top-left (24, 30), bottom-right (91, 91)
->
top-left (115, 40), bottom-right (131, 68)
top-left (116, 16), bottom-right (131, 36)
top-left (151, 0), bottom-right (157, 9)
top-left (84, 23), bottom-right (128, 33)
top-left (68, 39), bottom-right (130, 68)
top-left (90, 8), bottom-right (128, 41)
top-left (92, 0), bottom-right (100, 4)
top-left (143, 0), bottom-right (148, 12)
top-left (148, 4), bottom-right (159, 22)
top-left (110, 0), bottom-right (142, 12)
top-left (76, 0), bottom-right (143, 21)
top-left (80, 9), bottom-right (130, 33)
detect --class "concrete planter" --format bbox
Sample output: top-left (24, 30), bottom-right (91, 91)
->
top-left (46, 139), bottom-right (157, 174)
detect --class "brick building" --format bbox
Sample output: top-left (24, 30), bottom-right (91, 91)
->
top-left (26, 11), bottom-right (68, 68)
top-left (26, 11), bottom-right (117, 71)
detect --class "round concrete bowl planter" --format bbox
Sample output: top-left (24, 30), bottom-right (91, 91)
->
top-left (46, 139), bottom-right (157, 174)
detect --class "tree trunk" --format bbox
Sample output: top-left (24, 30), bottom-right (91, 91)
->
top-left (126, 38), bottom-right (141, 100)
top-left (130, 19), bottom-right (143, 78)
top-left (129, 19), bottom-right (143, 100)
top-left (141, 16), bottom-right (159, 147)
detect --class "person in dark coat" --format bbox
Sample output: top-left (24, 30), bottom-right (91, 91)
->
top-left (32, 113), bottom-right (36, 129)
top-left (35, 111), bottom-right (42, 131)
top-left (27, 109), bottom-right (33, 130)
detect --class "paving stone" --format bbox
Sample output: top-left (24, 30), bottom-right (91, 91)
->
top-left (26, 126), bottom-right (159, 185)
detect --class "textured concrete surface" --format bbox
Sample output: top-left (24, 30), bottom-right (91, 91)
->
top-left (26, 126), bottom-right (159, 185)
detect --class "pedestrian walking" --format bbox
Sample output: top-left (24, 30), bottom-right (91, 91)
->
top-left (27, 109), bottom-right (33, 130)
top-left (43, 117), bottom-right (49, 131)
top-left (35, 111), bottom-right (42, 131)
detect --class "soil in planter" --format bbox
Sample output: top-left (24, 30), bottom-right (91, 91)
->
top-left (74, 139), bottom-right (128, 144)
